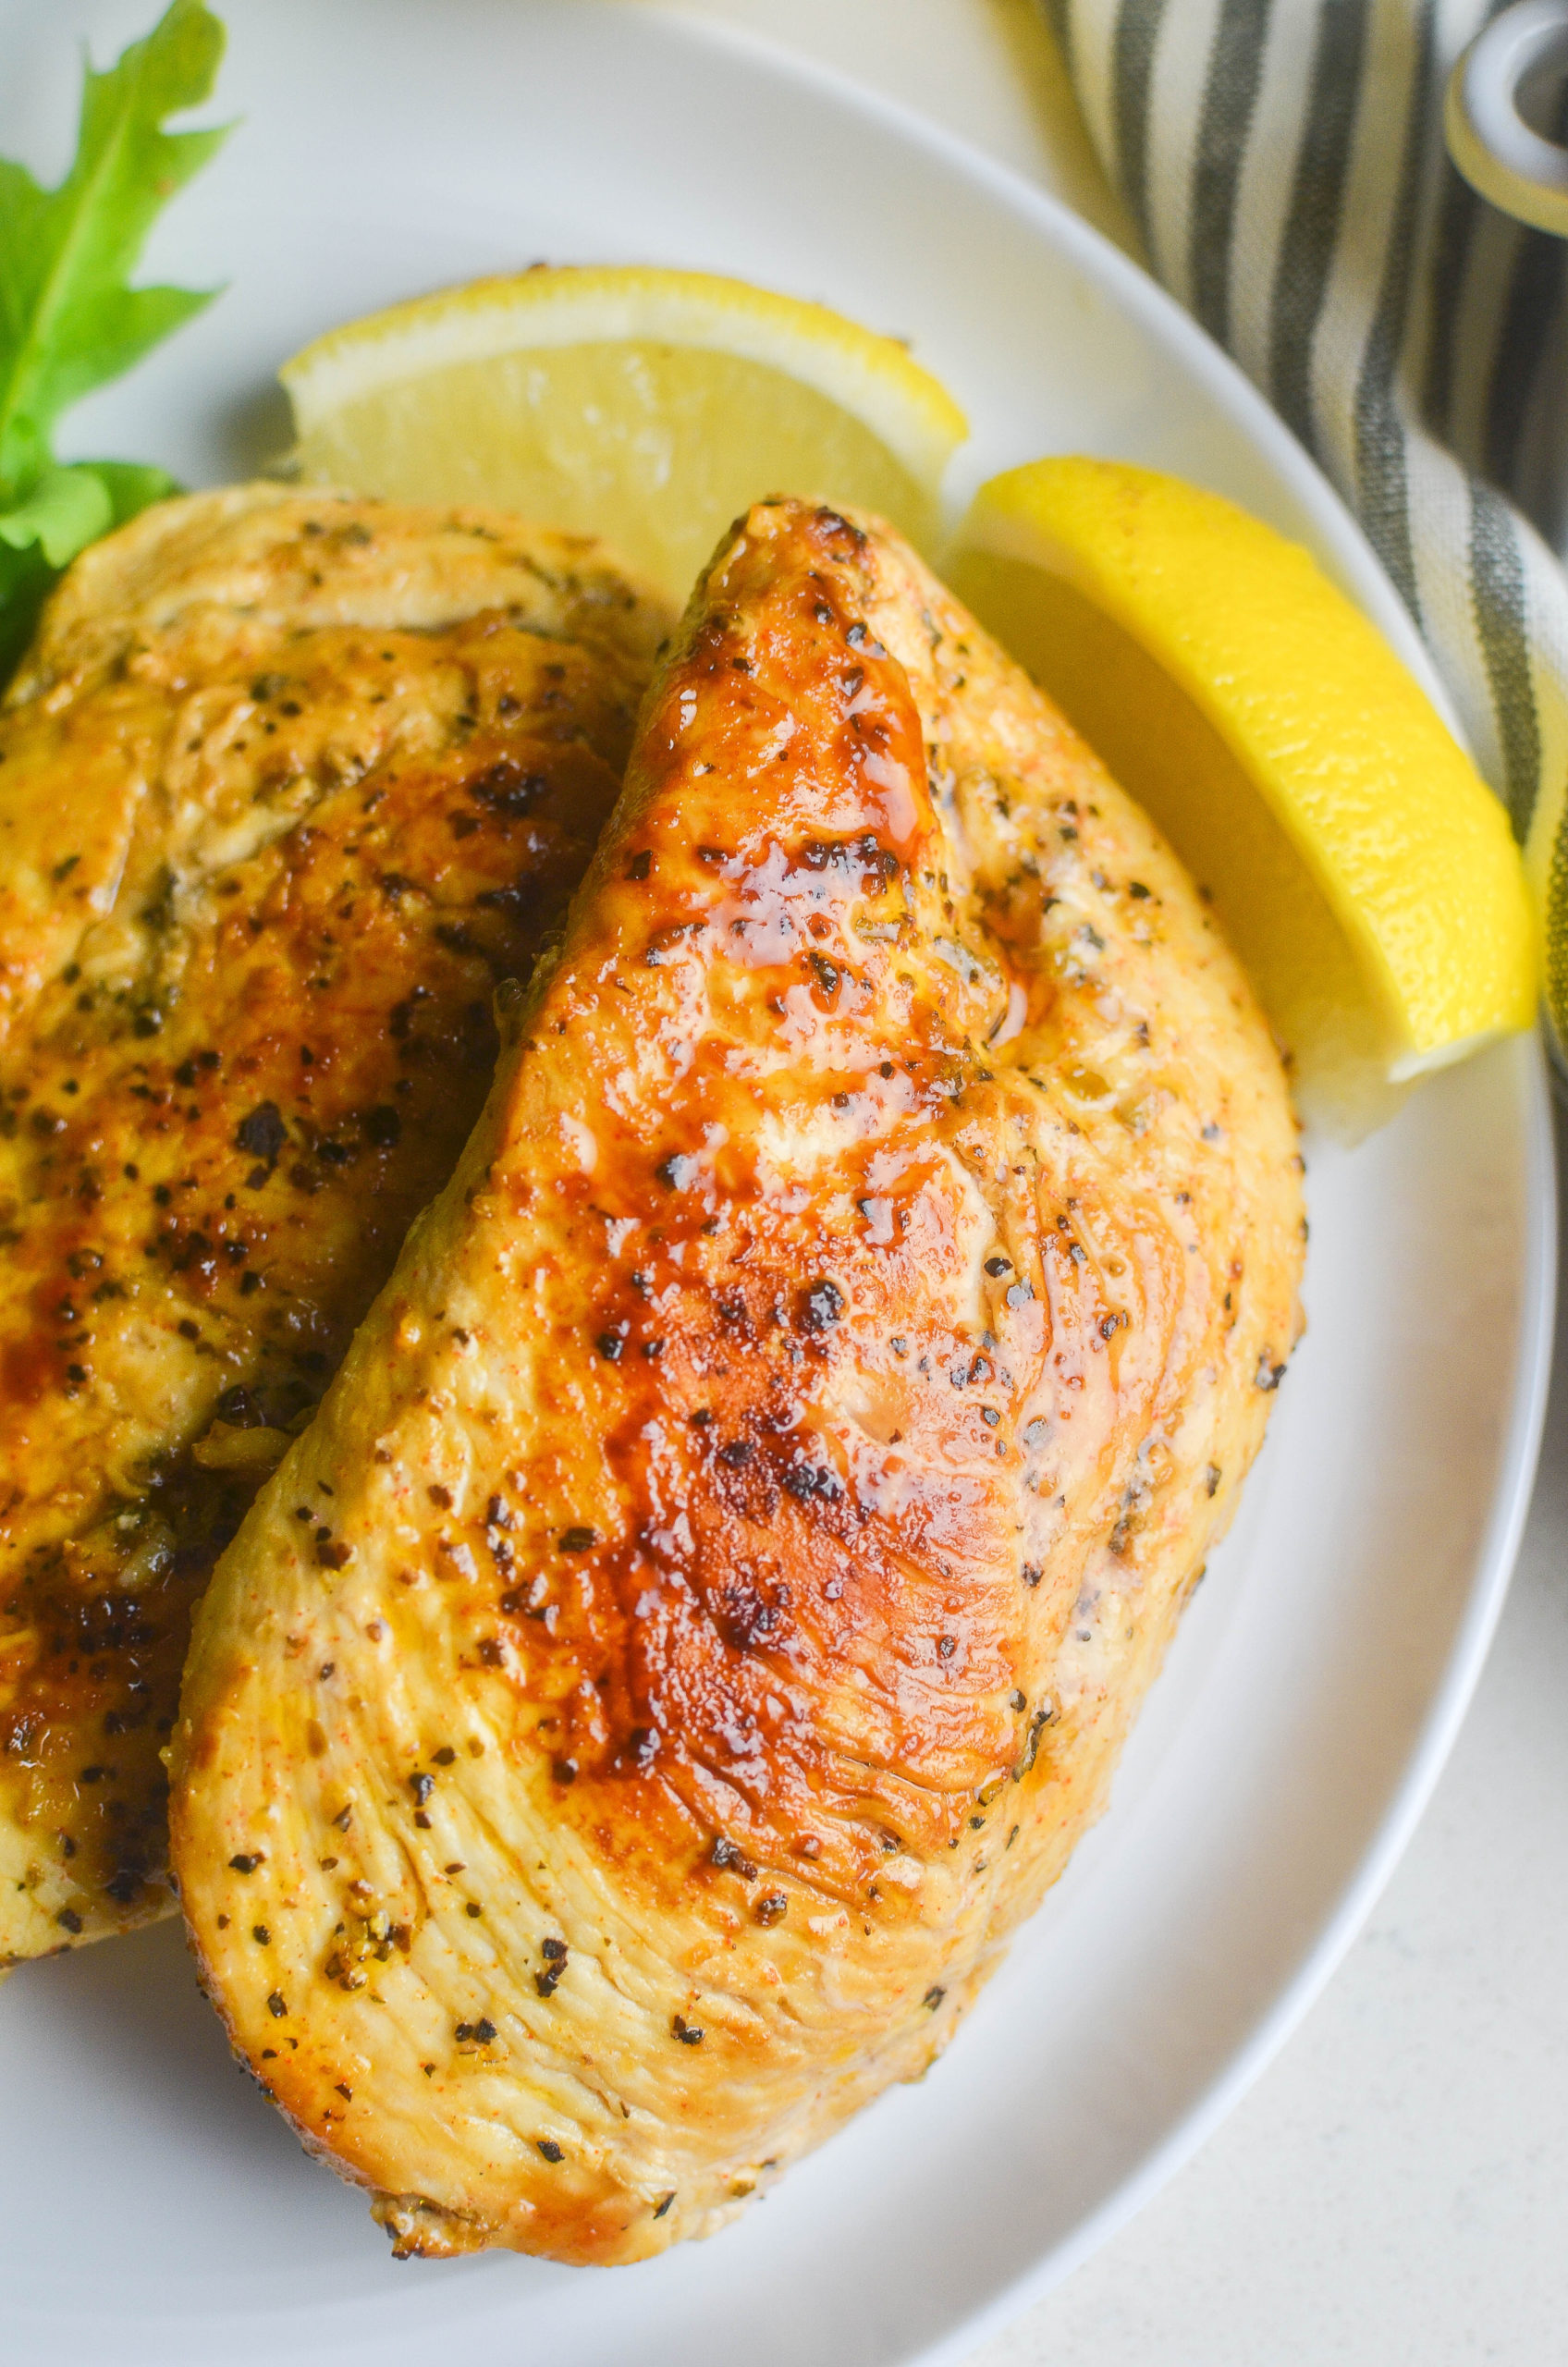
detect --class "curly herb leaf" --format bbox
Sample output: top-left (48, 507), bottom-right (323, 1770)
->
top-left (0, 0), bottom-right (228, 668)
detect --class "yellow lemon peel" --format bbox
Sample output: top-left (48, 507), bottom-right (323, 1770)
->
top-left (282, 265), bottom-right (966, 603)
top-left (951, 457), bottom-right (1535, 1137)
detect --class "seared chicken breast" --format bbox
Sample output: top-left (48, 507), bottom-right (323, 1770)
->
top-left (0, 484), bottom-right (668, 1962)
top-left (171, 499), bottom-right (1303, 2263)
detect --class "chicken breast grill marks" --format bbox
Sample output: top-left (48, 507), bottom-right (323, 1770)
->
top-left (0, 484), bottom-right (668, 1962)
top-left (172, 499), bottom-right (1303, 2263)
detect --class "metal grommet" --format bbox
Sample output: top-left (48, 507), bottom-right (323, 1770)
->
top-left (1446, 0), bottom-right (1568, 236)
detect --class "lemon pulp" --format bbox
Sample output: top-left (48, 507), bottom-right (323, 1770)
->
top-left (283, 266), bottom-right (967, 602)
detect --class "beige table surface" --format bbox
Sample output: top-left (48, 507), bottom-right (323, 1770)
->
top-left (616, 6), bottom-right (1568, 2358)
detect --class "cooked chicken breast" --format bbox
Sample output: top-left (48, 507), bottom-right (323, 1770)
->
top-left (0, 484), bottom-right (668, 1963)
top-left (170, 498), bottom-right (1303, 2263)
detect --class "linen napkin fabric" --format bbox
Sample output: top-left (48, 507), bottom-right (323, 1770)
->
top-left (1045, 0), bottom-right (1568, 1061)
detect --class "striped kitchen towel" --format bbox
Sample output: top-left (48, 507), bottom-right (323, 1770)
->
top-left (1046, 0), bottom-right (1568, 1060)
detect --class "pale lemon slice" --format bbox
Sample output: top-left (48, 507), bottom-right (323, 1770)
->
top-left (282, 265), bottom-right (967, 602)
top-left (949, 457), bottom-right (1536, 1138)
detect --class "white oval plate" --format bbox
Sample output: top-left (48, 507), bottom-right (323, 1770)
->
top-left (0, 6), bottom-right (1554, 2363)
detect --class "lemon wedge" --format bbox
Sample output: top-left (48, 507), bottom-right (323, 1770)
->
top-left (949, 457), bottom-right (1536, 1138)
top-left (282, 265), bottom-right (967, 603)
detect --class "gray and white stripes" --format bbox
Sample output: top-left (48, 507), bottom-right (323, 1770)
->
top-left (1047, 0), bottom-right (1568, 1056)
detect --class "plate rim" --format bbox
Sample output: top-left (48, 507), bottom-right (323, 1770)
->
top-left (499, 13), bottom-right (1566, 2337)
top-left (633, 19), bottom-right (1557, 2341)
top-left (638, 0), bottom-right (1472, 738)
top-left (914, 1037), bottom-right (1557, 2360)
top-left (4, 4), bottom-right (1557, 2354)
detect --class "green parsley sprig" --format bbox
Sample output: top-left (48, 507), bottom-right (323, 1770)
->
top-left (0, 0), bottom-right (229, 675)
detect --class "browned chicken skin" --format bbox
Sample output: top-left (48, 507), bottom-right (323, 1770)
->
top-left (171, 499), bottom-right (1303, 2263)
top-left (0, 484), bottom-right (668, 1961)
